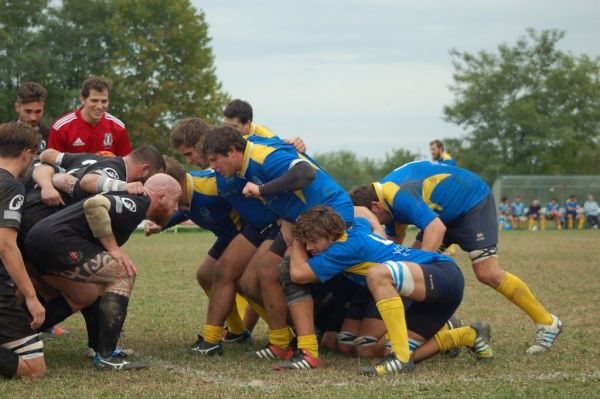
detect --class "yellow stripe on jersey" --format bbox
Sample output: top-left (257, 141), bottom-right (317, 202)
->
top-left (185, 174), bottom-right (194, 204)
top-left (345, 261), bottom-right (380, 276)
top-left (294, 190), bottom-right (307, 204)
top-left (422, 173), bottom-right (451, 211)
top-left (373, 181), bottom-right (400, 215)
top-left (192, 175), bottom-right (218, 196)
top-left (442, 152), bottom-right (453, 161)
top-left (229, 209), bottom-right (242, 231)
top-left (239, 142), bottom-right (278, 177)
top-left (335, 231), bottom-right (349, 243)
top-left (251, 123), bottom-right (277, 138)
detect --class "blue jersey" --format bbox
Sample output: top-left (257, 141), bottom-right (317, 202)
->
top-left (376, 161), bottom-right (490, 234)
top-left (308, 218), bottom-right (455, 286)
top-left (238, 141), bottom-right (353, 223)
top-left (165, 171), bottom-right (242, 238)
top-left (215, 173), bottom-right (278, 231)
top-left (439, 152), bottom-right (456, 166)
top-left (547, 202), bottom-right (560, 212)
top-left (511, 202), bottom-right (525, 216)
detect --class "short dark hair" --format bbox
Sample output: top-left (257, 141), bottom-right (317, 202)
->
top-left (129, 145), bottom-right (166, 173)
top-left (294, 206), bottom-right (346, 243)
top-left (202, 125), bottom-right (247, 158)
top-left (16, 82), bottom-right (47, 104)
top-left (163, 155), bottom-right (187, 183)
top-left (0, 122), bottom-right (40, 157)
top-left (430, 139), bottom-right (444, 150)
top-left (224, 99), bottom-right (253, 125)
top-left (349, 184), bottom-right (378, 209)
top-left (170, 117), bottom-right (211, 149)
top-left (81, 76), bottom-right (111, 98)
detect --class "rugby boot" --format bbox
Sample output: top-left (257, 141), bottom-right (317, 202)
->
top-left (190, 335), bottom-right (223, 356)
top-left (358, 352), bottom-right (415, 376)
top-left (274, 349), bottom-right (322, 371)
top-left (526, 314), bottom-right (562, 354)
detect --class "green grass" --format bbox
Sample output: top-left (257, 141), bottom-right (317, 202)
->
top-left (3, 229), bottom-right (600, 398)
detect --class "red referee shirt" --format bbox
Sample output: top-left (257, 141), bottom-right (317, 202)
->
top-left (48, 108), bottom-right (132, 156)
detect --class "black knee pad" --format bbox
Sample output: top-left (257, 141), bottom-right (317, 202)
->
top-left (0, 347), bottom-right (19, 378)
top-left (279, 256), bottom-right (311, 305)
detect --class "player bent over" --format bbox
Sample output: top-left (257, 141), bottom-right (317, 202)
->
top-left (25, 174), bottom-right (181, 370)
top-left (0, 122), bottom-right (46, 378)
top-left (350, 161), bottom-right (562, 354)
top-left (282, 206), bottom-right (493, 375)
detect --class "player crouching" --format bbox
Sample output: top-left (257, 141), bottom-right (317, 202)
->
top-left (282, 206), bottom-right (494, 375)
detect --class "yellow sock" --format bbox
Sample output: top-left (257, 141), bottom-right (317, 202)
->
top-left (297, 335), bottom-right (319, 358)
top-left (434, 326), bottom-right (476, 352)
top-left (246, 298), bottom-right (269, 324)
top-left (496, 272), bottom-right (553, 325)
top-left (269, 327), bottom-right (291, 350)
top-left (236, 294), bottom-right (248, 317)
top-left (578, 217), bottom-right (586, 229)
top-left (202, 324), bottom-right (223, 344)
top-left (376, 297), bottom-right (410, 362)
top-left (225, 307), bottom-right (245, 335)
top-left (528, 218), bottom-right (534, 230)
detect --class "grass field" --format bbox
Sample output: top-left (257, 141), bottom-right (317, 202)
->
top-left (2, 229), bottom-right (600, 398)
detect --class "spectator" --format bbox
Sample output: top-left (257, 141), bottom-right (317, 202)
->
top-left (546, 198), bottom-right (563, 230)
top-left (565, 195), bottom-right (580, 229)
top-left (511, 196), bottom-right (527, 229)
top-left (527, 199), bottom-right (543, 231)
top-left (498, 197), bottom-right (513, 230)
top-left (584, 194), bottom-right (599, 229)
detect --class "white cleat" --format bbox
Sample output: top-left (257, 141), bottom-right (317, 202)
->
top-left (526, 315), bottom-right (562, 354)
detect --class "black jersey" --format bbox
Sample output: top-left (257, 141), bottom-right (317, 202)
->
top-left (26, 193), bottom-right (149, 256)
top-left (0, 169), bottom-right (26, 286)
top-left (19, 154), bottom-right (128, 244)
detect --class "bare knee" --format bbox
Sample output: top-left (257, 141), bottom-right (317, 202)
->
top-left (472, 259), bottom-right (504, 287)
top-left (18, 357), bottom-right (46, 378)
top-left (366, 264), bottom-right (393, 287)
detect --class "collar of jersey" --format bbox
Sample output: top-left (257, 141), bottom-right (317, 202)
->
top-left (239, 141), bottom-right (254, 178)
top-left (372, 182), bottom-right (392, 215)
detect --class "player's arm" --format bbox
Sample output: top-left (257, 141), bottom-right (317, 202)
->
top-left (289, 240), bottom-right (320, 284)
top-left (38, 148), bottom-right (64, 165)
top-left (354, 206), bottom-right (387, 238)
top-left (419, 217), bottom-right (446, 252)
top-left (83, 195), bottom-right (137, 276)
top-left (79, 173), bottom-right (143, 196)
top-left (32, 163), bottom-right (65, 206)
top-left (243, 160), bottom-right (316, 198)
top-left (0, 228), bottom-right (45, 329)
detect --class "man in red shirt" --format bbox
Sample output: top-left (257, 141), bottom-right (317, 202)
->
top-left (48, 77), bottom-right (132, 156)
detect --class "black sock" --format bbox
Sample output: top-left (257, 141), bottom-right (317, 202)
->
top-left (97, 293), bottom-right (129, 358)
top-left (38, 295), bottom-right (73, 331)
top-left (81, 296), bottom-right (102, 351)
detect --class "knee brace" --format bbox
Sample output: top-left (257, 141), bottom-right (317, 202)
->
top-left (469, 246), bottom-right (498, 263)
top-left (353, 335), bottom-right (378, 347)
top-left (336, 331), bottom-right (357, 346)
top-left (383, 261), bottom-right (415, 296)
top-left (279, 256), bottom-right (311, 305)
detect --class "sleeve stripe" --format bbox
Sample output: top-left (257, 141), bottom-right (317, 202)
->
top-left (105, 112), bottom-right (125, 128)
top-left (52, 113), bottom-right (77, 130)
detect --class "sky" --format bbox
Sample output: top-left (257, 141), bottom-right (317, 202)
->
top-left (194, 0), bottom-right (600, 160)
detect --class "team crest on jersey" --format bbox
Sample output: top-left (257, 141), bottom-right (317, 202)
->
top-left (102, 168), bottom-right (119, 179)
top-left (122, 198), bottom-right (137, 212)
top-left (8, 194), bottom-right (25, 210)
top-left (104, 133), bottom-right (113, 147)
top-left (67, 250), bottom-right (83, 263)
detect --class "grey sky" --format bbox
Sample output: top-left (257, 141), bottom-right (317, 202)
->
top-left (194, 0), bottom-right (600, 159)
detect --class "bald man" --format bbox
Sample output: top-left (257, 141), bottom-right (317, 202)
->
top-left (25, 173), bottom-right (180, 370)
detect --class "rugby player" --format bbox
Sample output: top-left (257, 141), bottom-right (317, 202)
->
top-left (24, 173), bottom-right (181, 370)
top-left (429, 140), bottom-right (455, 165)
top-left (48, 77), bottom-right (132, 156)
top-left (0, 122), bottom-right (46, 378)
top-left (283, 205), bottom-right (492, 375)
top-left (350, 161), bottom-right (562, 354)
top-left (202, 126), bottom-right (354, 366)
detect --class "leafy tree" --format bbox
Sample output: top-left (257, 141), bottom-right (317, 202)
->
top-left (107, 0), bottom-right (229, 153)
top-left (444, 29), bottom-right (600, 183)
top-left (0, 0), bottom-right (48, 121)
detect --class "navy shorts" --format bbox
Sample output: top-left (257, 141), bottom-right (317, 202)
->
top-left (208, 230), bottom-right (239, 259)
top-left (416, 193), bottom-right (498, 252)
top-left (404, 261), bottom-right (464, 339)
top-left (269, 232), bottom-right (288, 258)
top-left (345, 287), bottom-right (381, 321)
top-left (241, 223), bottom-right (280, 249)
